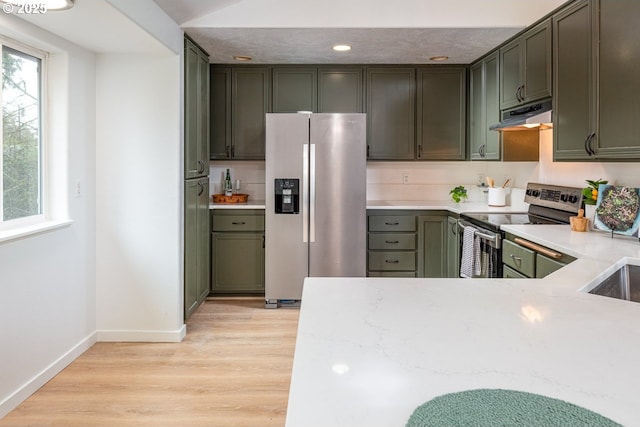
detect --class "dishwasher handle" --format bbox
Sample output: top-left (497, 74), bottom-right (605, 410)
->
top-left (458, 219), bottom-right (501, 249)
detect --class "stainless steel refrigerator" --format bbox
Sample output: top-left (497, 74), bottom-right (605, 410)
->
top-left (265, 113), bottom-right (366, 307)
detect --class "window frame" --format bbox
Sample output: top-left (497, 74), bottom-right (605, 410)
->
top-left (0, 37), bottom-right (49, 232)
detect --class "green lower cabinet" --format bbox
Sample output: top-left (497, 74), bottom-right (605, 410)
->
top-left (417, 214), bottom-right (447, 278)
top-left (211, 210), bottom-right (265, 294)
top-left (184, 178), bottom-right (210, 320)
top-left (446, 216), bottom-right (460, 278)
top-left (503, 265), bottom-right (528, 279)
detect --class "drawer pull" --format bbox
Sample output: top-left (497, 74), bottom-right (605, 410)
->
top-left (232, 221), bottom-right (246, 225)
top-left (510, 254), bottom-right (522, 263)
top-left (385, 222), bottom-right (400, 226)
top-left (514, 237), bottom-right (563, 259)
top-left (385, 259), bottom-right (400, 264)
top-left (385, 240), bottom-right (400, 244)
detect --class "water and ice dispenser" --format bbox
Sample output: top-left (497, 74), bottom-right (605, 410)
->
top-left (274, 179), bottom-right (299, 214)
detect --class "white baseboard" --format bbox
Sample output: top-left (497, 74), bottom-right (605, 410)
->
top-left (0, 332), bottom-right (97, 419)
top-left (96, 324), bottom-right (186, 343)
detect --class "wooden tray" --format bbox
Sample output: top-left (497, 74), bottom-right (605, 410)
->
top-left (212, 193), bottom-right (249, 204)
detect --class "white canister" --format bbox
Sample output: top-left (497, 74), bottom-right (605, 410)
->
top-left (488, 187), bottom-right (508, 207)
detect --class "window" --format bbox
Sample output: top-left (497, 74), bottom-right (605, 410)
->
top-left (1, 42), bottom-right (44, 227)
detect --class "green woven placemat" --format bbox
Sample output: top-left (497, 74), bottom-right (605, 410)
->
top-left (406, 389), bottom-right (621, 427)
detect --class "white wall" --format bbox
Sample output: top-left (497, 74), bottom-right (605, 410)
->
top-left (95, 53), bottom-right (184, 341)
top-left (0, 16), bottom-right (97, 418)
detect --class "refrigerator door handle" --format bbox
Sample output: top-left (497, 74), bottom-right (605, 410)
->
top-left (302, 143), bottom-right (309, 243)
top-left (310, 143), bottom-right (316, 243)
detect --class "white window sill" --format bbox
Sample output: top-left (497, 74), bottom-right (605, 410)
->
top-left (0, 219), bottom-right (73, 244)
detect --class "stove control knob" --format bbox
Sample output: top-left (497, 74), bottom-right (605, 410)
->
top-left (569, 194), bottom-right (579, 203)
top-left (561, 193), bottom-right (568, 202)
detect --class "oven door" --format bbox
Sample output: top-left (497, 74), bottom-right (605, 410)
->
top-left (458, 218), bottom-right (503, 278)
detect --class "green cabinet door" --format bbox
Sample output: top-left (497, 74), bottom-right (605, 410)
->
top-left (184, 38), bottom-right (209, 179)
top-left (184, 178), bottom-right (210, 319)
top-left (366, 67), bottom-right (415, 160)
top-left (416, 67), bottom-right (466, 160)
top-left (232, 67), bottom-right (270, 159)
top-left (553, 0), bottom-right (595, 160)
top-left (470, 52), bottom-right (500, 160)
top-left (272, 67), bottom-right (317, 113)
top-left (500, 20), bottom-right (551, 110)
top-left (210, 66), bottom-right (231, 159)
top-left (417, 214), bottom-right (447, 278)
top-left (211, 233), bottom-right (265, 293)
top-left (594, 0), bottom-right (640, 159)
top-left (211, 210), bottom-right (265, 294)
top-left (446, 216), bottom-right (460, 278)
top-left (318, 67), bottom-right (364, 113)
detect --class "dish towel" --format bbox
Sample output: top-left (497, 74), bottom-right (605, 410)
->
top-left (460, 225), bottom-right (481, 278)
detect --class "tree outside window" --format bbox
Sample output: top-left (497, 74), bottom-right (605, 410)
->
top-left (1, 45), bottom-right (42, 222)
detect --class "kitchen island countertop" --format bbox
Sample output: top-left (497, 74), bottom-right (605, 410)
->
top-left (286, 225), bottom-right (640, 427)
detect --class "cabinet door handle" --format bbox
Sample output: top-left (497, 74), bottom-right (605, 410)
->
top-left (417, 144), bottom-right (423, 158)
top-left (516, 84), bottom-right (525, 102)
top-left (385, 240), bottom-right (400, 244)
top-left (231, 221), bottom-right (246, 225)
top-left (367, 145), bottom-right (370, 158)
top-left (385, 222), bottom-right (400, 226)
top-left (385, 259), bottom-right (400, 264)
top-left (514, 237), bottom-right (563, 259)
top-left (479, 143), bottom-right (485, 158)
top-left (585, 132), bottom-right (596, 156)
top-left (197, 181), bottom-right (204, 196)
top-left (226, 145), bottom-right (231, 158)
top-left (509, 254), bottom-right (522, 263)
top-left (197, 160), bottom-right (205, 174)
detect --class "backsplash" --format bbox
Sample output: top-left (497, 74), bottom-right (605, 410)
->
top-left (209, 129), bottom-right (640, 205)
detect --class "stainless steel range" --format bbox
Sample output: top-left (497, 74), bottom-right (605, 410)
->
top-left (458, 183), bottom-right (582, 278)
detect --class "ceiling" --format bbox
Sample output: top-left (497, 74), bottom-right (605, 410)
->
top-left (153, 0), bottom-right (569, 64)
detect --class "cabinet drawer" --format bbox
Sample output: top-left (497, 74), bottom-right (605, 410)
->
top-left (368, 215), bottom-right (416, 232)
top-left (503, 265), bottom-right (528, 279)
top-left (535, 253), bottom-right (565, 278)
top-left (368, 233), bottom-right (416, 250)
top-left (368, 251), bottom-right (416, 271)
top-left (212, 215), bottom-right (265, 232)
top-left (502, 240), bottom-right (535, 277)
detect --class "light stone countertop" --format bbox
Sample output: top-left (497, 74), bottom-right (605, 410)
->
top-left (209, 200), bottom-right (266, 210)
top-left (209, 199), bottom-right (529, 214)
top-left (286, 224), bottom-right (640, 427)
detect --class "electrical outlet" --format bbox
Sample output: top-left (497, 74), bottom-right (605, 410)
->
top-left (402, 173), bottom-right (409, 184)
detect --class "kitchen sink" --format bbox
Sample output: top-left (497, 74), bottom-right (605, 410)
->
top-left (587, 262), bottom-right (640, 303)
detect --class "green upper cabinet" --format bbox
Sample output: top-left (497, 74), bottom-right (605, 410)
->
top-left (552, 0), bottom-right (594, 160)
top-left (554, 0), bottom-right (640, 161)
top-left (318, 67), bottom-right (364, 113)
top-left (594, 0), bottom-right (640, 159)
top-left (416, 67), bottom-right (467, 160)
top-left (500, 19), bottom-right (552, 110)
top-left (470, 51), bottom-right (501, 160)
top-left (232, 67), bottom-right (270, 159)
top-left (210, 66), bottom-right (270, 160)
top-left (210, 66), bottom-right (231, 159)
top-left (184, 37), bottom-right (209, 179)
top-left (272, 67), bottom-right (317, 113)
top-left (366, 67), bottom-right (415, 160)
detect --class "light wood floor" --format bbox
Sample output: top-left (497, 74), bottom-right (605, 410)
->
top-left (0, 299), bottom-right (300, 427)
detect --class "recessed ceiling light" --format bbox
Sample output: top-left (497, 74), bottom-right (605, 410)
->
top-left (429, 56), bottom-right (449, 61)
top-left (332, 45), bottom-right (352, 52)
top-left (0, 0), bottom-right (74, 10)
top-left (233, 55), bottom-right (253, 61)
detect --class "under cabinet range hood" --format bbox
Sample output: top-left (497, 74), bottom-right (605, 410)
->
top-left (490, 99), bottom-right (552, 131)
